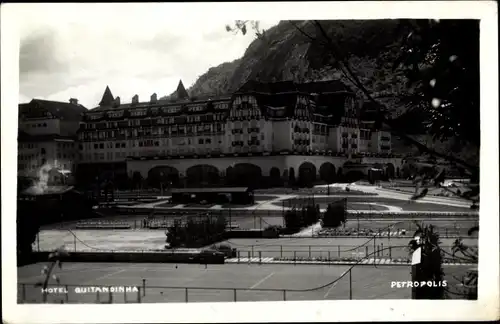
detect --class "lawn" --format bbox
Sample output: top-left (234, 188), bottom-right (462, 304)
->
top-left (276, 197), bottom-right (475, 212)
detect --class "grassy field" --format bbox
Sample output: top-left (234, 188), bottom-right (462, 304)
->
top-left (277, 197), bottom-right (474, 212)
top-left (154, 195), bottom-right (279, 209)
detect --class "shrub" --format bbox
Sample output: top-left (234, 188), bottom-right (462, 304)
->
top-left (166, 214), bottom-right (226, 248)
top-left (322, 201), bottom-right (347, 228)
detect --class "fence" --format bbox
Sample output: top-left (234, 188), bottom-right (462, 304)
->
top-left (18, 271), bottom-right (354, 304)
top-left (227, 244), bottom-right (465, 263)
top-left (33, 242), bottom-right (468, 264)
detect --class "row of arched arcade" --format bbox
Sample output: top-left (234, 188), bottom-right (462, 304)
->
top-left (142, 162), bottom-right (399, 189)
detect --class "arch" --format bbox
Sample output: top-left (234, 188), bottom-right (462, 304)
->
top-left (186, 164), bottom-right (220, 187)
top-left (288, 167), bottom-right (296, 186)
top-left (298, 162), bottom-right (317, 187)
top-left (319, 162), bottom-right (336, 183)
top-left (148, 166), bottom-right (180, 188)
top-left (132, 171), bottom-right (144, 190)
top-left (386, 163), bottom-right (395, 179)
top-left (282, 169), bottom-right (289, 180)
top-left (269, 167), bottom-right (282, 187)
top-left (231, 163), bottom-right (262, 187)
top-left (225, 166), bottom-right (235, 185)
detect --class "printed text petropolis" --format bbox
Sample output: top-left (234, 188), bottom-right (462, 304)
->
top-left (390, 281), bottom-right (448, 288)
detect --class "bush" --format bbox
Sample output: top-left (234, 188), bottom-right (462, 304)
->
top-left (322, 201), bottom-right (347, 228)
top-left (166, 215), bottom-right (226, 248)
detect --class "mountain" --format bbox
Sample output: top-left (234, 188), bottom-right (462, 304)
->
top-left (183, 20), bottom-right (478, 167)
top-left (187, 20), bottom-right (409, 107)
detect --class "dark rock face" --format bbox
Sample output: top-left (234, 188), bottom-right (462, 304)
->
top-left (188, 20), bottom-right (405, 98)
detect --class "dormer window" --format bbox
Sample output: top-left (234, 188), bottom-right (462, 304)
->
top-left (130, 109), bottom-right (147, 117)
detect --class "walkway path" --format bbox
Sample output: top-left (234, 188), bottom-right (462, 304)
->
top-left (124, 183), bottom-right (474, 213)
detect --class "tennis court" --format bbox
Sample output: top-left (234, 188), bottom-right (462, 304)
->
top-left (18, 262), bottom-right (473, 303)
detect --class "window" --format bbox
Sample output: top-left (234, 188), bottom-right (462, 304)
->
top-left (115, 143), bottom-right (120, 148)
top-left (198, 139), bottom-right (204, 144)
top-left (99, 143), bottom-right (104, 149)
top-left (43, 123), bottom-right (47, 127)
top-left (41, 148), bottom-right (46, 155)
top-left (205, 138), bottom-right (211, 144)
top-left (94, 144), bottom-right (98, 149)
top-left (121, 143), bottom-right (126, 148)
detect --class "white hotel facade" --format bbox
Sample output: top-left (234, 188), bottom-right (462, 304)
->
top-left (75, 80), bottom-right (400, 187)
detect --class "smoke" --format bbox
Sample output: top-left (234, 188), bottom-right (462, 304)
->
top-left (23, 163), bottom-right (54, 195)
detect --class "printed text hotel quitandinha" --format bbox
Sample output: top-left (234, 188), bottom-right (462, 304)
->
top-left (41, 286), bottom-right (139, 294)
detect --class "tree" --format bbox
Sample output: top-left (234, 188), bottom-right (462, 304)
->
top-left (17, 206), bottom-right (41, 265)
top-left (269, 167), bottom-right (282, 187)
top-left (226, 20), bottom-right (479, 175)
top-left (395, 20), bottom-right (479, 148)
top-left (284, 209), bottom-right (300, 230)
top-left (450, 226), bottom-right (478, 299)
top-left (322, 201), bottom-right (347, 228)
top-left (408, 223), bottom-right (445, 299)
top-left (34, 247), bottom-right (69, 303)
top-left (305, 205), bottom-right (319, 225)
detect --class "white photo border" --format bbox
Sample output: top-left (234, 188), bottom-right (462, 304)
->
top-left (2, 1), bottom-right (498, 323)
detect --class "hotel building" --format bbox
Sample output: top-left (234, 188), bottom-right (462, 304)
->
top-left (18, 99), bottom-right (87, 181)
top-left (76, 80), bottom-right (400, 187)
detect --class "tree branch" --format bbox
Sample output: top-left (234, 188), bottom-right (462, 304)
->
top-left (310, 20), bottom-right (479, 172)
top-left (287, 21), bottom-right (358, 87)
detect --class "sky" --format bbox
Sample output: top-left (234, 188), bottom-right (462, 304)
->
top-left (17, 4), bottom-right (278, 108)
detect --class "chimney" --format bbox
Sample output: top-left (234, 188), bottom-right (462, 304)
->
top-left (113, 96), bottom-right (121, 107)
top-left (132, 94), bottom-right (139, 104)
top-left (69, 98), bottom-right (78, 105)
top-left (150, 93), bottom-right (157, 103)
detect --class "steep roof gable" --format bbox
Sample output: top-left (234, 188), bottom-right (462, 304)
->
top-left (176, 80), bottom-right (189, 100)
top-left (99, 86), bottom-right (115, 106)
